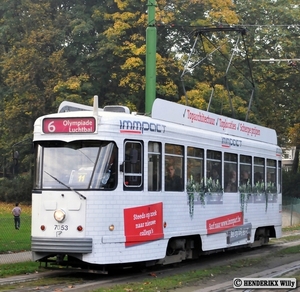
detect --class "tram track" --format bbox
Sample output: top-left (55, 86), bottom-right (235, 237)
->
top-left (1, 239), bottom-right (300, 292)
top-left (198, 260), bottom-right (300, 292)
top-left (174, 239), bottom-right (300, 292)
top-left (241, 263), bottom-right (300, 292)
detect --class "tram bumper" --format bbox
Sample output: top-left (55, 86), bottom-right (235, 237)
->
top-left (31, 236), bottom-right (92, 261)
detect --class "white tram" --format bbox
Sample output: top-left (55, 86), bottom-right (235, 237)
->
top-left (31, 96), bottom-right (282, 271)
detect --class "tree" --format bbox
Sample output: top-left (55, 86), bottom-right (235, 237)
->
top-left (0, 0), bottom-right (299, 184)
top-left (234, 0), bottom-right (300, 148)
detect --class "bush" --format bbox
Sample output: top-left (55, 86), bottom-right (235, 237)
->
top-left (282, 171), bottom-right (300, 200)
top-left (0, 173), bottom-right (32, 203)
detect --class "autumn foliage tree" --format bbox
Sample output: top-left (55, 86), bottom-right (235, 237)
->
top-left (0, 0), bottom-right (299, 201)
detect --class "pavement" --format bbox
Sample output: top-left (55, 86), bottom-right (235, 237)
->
top-left (0, 251), bottom-right (31, 265)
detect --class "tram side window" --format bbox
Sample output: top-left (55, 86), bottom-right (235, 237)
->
top-left (240, 155), bottom-right (252, 188)
top-left (224, 153), bottom-right (237, 192)
top-left (148, 142), bottom-right (161, 191)
top-left (187, 147), bottom-right (204, 188)
top-left (123, 141), bottom-right (143, 189)
top-left (254, 157), bottom-right (265, 188)
top-left (206, 150), bottom-right (222, 191)
top-left (267, 159), bottom-right (277, 193)
top-left (165, 144), bottom-right (184, 192)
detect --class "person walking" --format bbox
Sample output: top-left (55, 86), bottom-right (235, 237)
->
top-left (12, 203), bottom-right (21, 230)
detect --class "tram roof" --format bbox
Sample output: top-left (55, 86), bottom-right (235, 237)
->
top-left (151, 99), bottom-right (277, 145)
top-left (36, 98), bottom-right (278, 146)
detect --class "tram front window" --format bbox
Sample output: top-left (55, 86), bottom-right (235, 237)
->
top-left (34, 141), bottom-right (117, 190)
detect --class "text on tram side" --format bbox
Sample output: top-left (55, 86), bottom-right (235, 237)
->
top-left (120, 120), bottom-right (166, 134)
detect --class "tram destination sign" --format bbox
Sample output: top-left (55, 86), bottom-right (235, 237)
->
top-left (43, 117), bottom-right (96, 134)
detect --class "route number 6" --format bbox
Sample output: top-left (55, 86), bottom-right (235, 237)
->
top-left (47, 121), bottom-right (56, 132)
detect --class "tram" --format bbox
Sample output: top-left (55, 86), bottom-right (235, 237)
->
top-left (31, 95), bottom-right (282, 272)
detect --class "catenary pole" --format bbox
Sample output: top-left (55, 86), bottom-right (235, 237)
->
top-left (145, 0), bottom-right (157, 114)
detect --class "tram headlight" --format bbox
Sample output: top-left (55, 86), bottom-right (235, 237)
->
top-left (54, 209), bottom-right (66, 223)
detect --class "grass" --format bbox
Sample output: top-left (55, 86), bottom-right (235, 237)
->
top-left (0, 274), bottom-right (86, 291)
top-left (282, 224), bottom-right (300, 233)
top-left (0, 203), bottom-right (42, 281)
top-left (0, 203), bottom-right (31, 253)
top-left (0, 261), bottom-right (42, 277)
top-left (0, 258), bottom-right (262, 292)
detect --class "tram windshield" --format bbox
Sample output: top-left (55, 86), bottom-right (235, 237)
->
top-left (34, 140), bottom-right (117, 190)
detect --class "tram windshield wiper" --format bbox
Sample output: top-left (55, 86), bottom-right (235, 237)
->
top-left (44, 171), bottom-right (86, 200)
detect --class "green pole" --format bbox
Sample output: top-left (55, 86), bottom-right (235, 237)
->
top-left (145, 0), bottom-right (157, 114)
